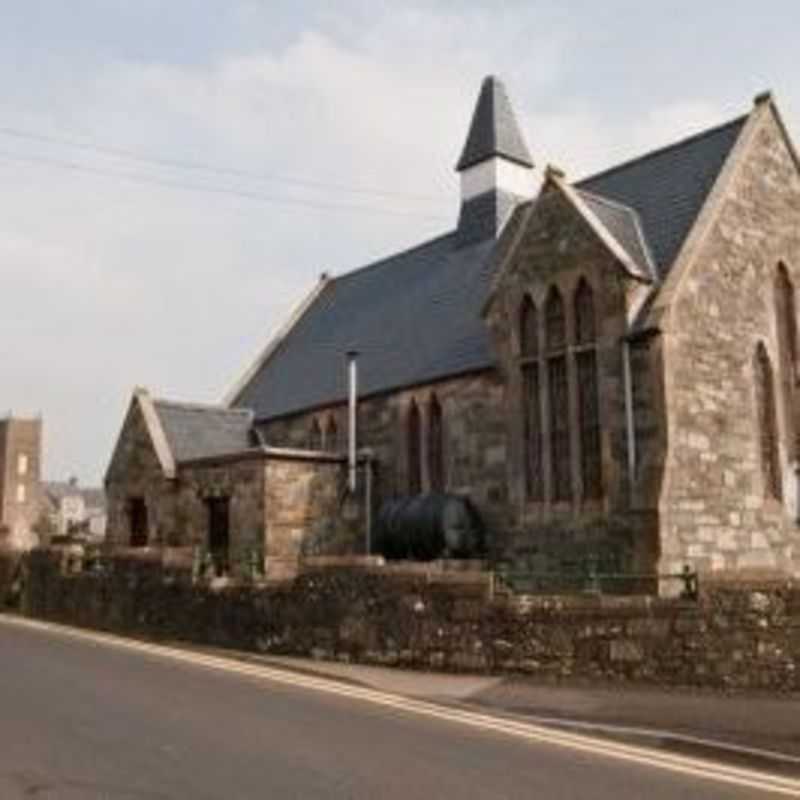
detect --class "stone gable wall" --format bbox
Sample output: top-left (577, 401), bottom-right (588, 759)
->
top-left (484, 186), bottom-right (663, 572)
top-left (661, 110), bottom-right (800, 577)
top-left (105, 402), bottom-right (175, 549)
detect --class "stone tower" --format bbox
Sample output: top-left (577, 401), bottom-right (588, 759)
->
top-left (0, 416), bottom-right (43, 550)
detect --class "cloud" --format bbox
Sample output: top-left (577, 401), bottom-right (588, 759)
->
top-left (2, 2), bottom-right (798, 485)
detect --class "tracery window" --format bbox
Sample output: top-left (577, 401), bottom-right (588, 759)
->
top-left (574, 279), bottom-right (602, 499)
top-left (428, 394), bottom-right (444, 492)
top-left (520, 296), bottom-right (543, 500)
top-left (546, 288), bottom-right (572, 502)
top-left (407, 400), bottom-right (422, 495)
top-left (755, 343), bottom-right (782, 500)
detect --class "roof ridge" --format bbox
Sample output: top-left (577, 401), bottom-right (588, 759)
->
top-left (153, 398), bottom-right (252, 415)
top-left (329, 229), bottom-right (456, 284)
top-left (577, 113), bottom-right (749, 187)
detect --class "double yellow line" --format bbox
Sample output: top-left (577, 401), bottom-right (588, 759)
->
top-left (3, 614), bottom-right (799, 797)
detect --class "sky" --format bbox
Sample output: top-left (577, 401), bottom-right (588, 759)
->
top-left (1, 1), bottom-right (799, 486)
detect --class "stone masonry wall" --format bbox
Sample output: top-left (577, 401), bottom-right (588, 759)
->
top-left (259, 371), bottom-right (511, 554)
top-left (265, 456), bottom-right (351, 565)
top-left (17, 550), bottom-right (800, 692)
top-left (0, 418), bottom-right (43, 550)
top-left (0, 548), bottom-right (22, 605)
top-left (105, 400), bottom-right (353, 573)
top-left (661, 108), bottom-right (800, 577)
top-left (173, 457), bottom-right (268, 571)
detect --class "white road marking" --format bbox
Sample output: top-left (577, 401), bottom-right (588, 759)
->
top-left (2, 614), bottom-right (799, 797)
top-left (506, 713), bottom-right (800, 767)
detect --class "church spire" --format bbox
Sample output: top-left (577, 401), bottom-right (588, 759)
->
top-left (456, 76), bottom-right (534, 171)
top-left (455, 76), bottom-right (535, 247)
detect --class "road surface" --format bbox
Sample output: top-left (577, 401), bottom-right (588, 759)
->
top-left (0, 616), bottom-right (796, 799)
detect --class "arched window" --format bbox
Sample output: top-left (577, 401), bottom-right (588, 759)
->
top-left (325, 415), bottom-right (339, 451)
top-left (574, 279), bottom-right (602, 499)
top-left (520, 297), bottom-right (543, 500)
top-left (775, 264), bottom-right (799, 458)
top-left (574, 278), bottom-right (596, 345)
top-left (776, 264), bottom-right (798, 380)
top-left (545, 287), bottom-right (566, 351)
top-left (755, 343), bottom-right (782, 500)
top-left (407, 400), bottom-right (422, 495)
top-left (545, 288), bottom-right (572, 502)
top-left (520, 295), bottom-right (539, 358)
top-left (428, 394), bottom-right (444, 492)
top-left (308, 418), bottom-right (322, 451)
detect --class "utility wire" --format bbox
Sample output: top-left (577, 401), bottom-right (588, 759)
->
top-left (0, 125), bottom-right (446, 203)
top-left (0, 150), bottom-right (450, 221)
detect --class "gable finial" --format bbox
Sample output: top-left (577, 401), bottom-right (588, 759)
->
top-left (754, 90), bottom-right (774, 107)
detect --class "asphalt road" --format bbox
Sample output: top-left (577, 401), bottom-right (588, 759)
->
top-left (0, 617), bottom-right (795, 799)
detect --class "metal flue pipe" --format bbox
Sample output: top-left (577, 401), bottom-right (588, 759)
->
top-left (346, 350), bottom-right (359, 494)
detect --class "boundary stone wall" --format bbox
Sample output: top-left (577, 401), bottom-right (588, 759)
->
top-left (0, 549), bottom-right (22, 606)
top-left (11, 549), bottom-right (800, 692)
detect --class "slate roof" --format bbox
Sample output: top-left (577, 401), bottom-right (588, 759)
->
top-left (234, 109), bottom-right (749, 423)
top-left (152, 400), bottom-right (255, 462)
top-left (577, 115), bottom-right (747, 271)
top-left (235, 233), bottom-right (497, 420)
top-left (577, 190), bottom-right (656, 279)
top-left (456, 76), bottom-right (534, 171)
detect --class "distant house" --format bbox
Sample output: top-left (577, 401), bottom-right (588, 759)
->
top-left (43, 478), bottom-right (107, 540)
top-left (106, 77), bottom-right (800, 586)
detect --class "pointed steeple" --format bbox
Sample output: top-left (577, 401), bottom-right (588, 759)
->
top-left (455, 77), bottom-right (535, 247)
top-left (456, 76), bottom-right (534, 172)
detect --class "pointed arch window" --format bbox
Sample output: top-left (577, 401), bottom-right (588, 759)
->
top-left (519, 297), bottom-right (543, 500)
top-left (325, 415), bottom-right (339, 452)
top-left (308, 418), bottom-right (322, 451)
top-left (755, 343), bottom-right (782, 500)
top-left (545, 288), bottom-right (572, 502)
top-left (775, 264), bottom-right (799, 459)
top-left (574, 278), bottom-right (596, 345)
top-left (407, 400), bottom-right (422, 495)
top-left (520, 295), bottom-right (539, 358)
top-left (574, 279), bottom-right (602, 499)
top-left (776, 264), bottom-right (798, 382)
top-left (428, 394), bottom-right (444, 492)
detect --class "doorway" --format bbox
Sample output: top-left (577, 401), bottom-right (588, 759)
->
top-left (206, 496), bottom-right (230, 576)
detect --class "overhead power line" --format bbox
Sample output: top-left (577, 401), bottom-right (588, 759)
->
top-left (0, 150), bottom-right (450, 221)
top-left (0, 125), bottom-right (446, 203)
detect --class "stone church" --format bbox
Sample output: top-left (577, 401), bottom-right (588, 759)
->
top-left (106, 77), bottom-right (800, 584)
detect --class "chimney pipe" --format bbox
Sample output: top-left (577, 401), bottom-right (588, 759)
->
top-left (346, 350), bottom-right (359, 493)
